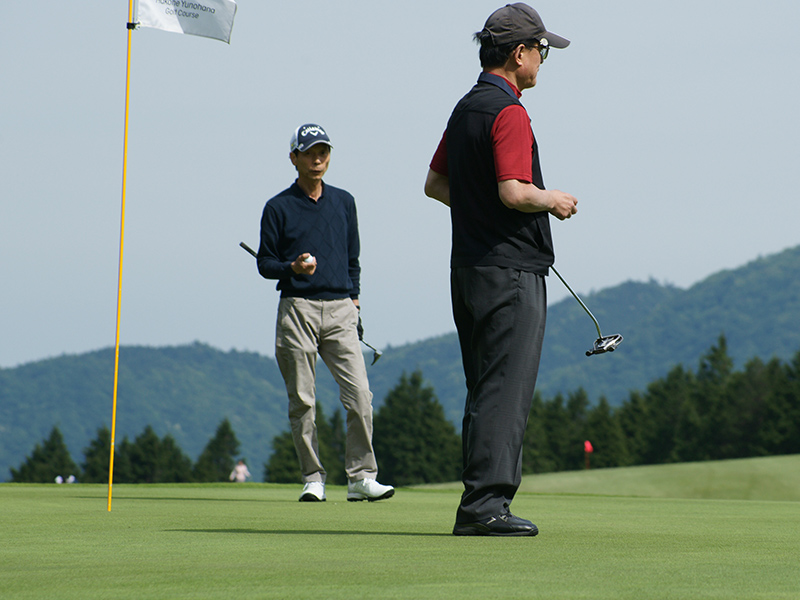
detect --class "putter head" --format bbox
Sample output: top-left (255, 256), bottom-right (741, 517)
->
top-left (361, 339), bottom-right (383, 365)
top-left (586, 334), bottom-right (623, 357)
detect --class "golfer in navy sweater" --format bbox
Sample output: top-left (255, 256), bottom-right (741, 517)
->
top-left (257, 124), bottom-right (394, 503)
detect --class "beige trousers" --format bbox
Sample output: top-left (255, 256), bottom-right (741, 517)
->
top-left (275, 297), bottom-right (377, 484)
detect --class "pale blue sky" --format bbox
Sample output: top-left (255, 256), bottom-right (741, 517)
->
top-left (2, 1), bottom-right (798, 367)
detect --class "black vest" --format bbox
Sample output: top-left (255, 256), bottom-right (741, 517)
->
top-left (446, 74), bottom-right (554, 275)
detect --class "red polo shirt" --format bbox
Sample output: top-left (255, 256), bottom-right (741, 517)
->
top-left (429, 76), bottom-right (534, 184)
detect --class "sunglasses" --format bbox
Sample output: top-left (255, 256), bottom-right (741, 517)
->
top-left (536, 42), bottom-right (549, 63)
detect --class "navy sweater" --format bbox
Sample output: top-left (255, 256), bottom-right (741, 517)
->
top-left (257, 181), bottom-right (360, 300)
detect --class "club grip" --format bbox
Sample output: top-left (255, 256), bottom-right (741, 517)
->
top-left (239, 242), bottom-right (258, 258)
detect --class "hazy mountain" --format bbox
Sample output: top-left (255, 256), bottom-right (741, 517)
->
top-left (2, 245), bottom-right (799, 481)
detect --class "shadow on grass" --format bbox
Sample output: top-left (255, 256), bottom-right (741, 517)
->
top-left (168, 528), bottom-right (451, 537)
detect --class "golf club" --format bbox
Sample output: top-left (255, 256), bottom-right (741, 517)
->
top-left (550, 266), bottom-right (623, 357)
top-left (358, 332), bottom-right (383, 366)
top-left (239, 241), bottom-right (258, 258)
top-left (239, 241), bottom-right (383, 364)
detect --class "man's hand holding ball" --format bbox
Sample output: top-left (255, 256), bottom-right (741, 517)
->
top-left (292, 253), bottom-right (316, 275)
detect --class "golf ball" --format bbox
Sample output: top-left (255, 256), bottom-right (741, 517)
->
top-left (304, 255), bottom-right (315, 264)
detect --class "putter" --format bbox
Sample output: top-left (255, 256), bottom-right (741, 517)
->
top-left (360, 338), bottom-right (383, 366)
top-left (239, 241), bottom-right (383, 364)
top-left (550, 266), bottom-right (623, 357)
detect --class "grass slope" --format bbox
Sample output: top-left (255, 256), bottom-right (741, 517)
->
top-left (521, 454), bottom-right (800, 501)
top-left (2, 456), bottom-right (799, 599)
top-left (424, 454), bottom-right (800, 502)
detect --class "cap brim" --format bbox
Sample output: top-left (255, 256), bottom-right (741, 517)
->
top-left (544, 31), bottom-right (570, 48)
top-left (303, 140), bottom-right (333, 151)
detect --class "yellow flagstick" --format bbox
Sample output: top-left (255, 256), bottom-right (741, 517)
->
top-left (108, 1), bottom-right (137, 512)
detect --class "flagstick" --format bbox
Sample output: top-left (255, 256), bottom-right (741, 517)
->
top-left (108, 3), bottom-right (136, 512)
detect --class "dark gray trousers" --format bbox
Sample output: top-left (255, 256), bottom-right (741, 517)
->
top-left (451, 266), bottom-right (547, 522)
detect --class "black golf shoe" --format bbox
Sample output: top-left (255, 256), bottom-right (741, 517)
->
top-left (452, 513), bottom-right (539, 537)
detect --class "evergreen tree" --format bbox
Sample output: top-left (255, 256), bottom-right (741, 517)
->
top-left (116, 425), bottom-right (193, 483)
top-left (157, 434), bottom-right (194, 483)
top-left (193, 418), bottom-right (241, 482)
top-left (638, 364), bottom-right (694, 464)
top-left (264, 430), bottom-right (299, 483)
top-left (692, 335), bottom-right (734, 460)
top-left (523, 389), bottom-right (591, 473)
top-left (522, 392), bottom-right (555, 474)
top-left (696, 334), bottom-right (734, 386)
top-left (327, 409), bottom-right (347, 482)
top-left (615, 391), bottom-right (652, 465)
top-left (539, 393), bottom-right (570, 472)
top-left (758, 352), bottom-right (800, 455)
top-left (121, 426), bottom-right (160, 483)
top-left (564, 389), bottom-right (591, 470)
top-left (586, 397), bottom-right (630, 468)
top-left (781, 352), bottom-right (800, 453)
top-left (719, 358), bottom-right (771, 458)
top-left (671, 396), bottom-right (705, 462)
top-left (11, 426), bottom-right (79, 483)
top-left (373, 371), bottom-right (461, 486)
top-left (263, 404), bottom-right (346, 483)
top-left (316, 407), bottom-right (346, 485)
top-left (112, 436), bottom-right (135, 483)
top-left (81, 425), bottom-right (111, 483)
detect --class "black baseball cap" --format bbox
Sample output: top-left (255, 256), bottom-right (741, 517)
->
top-left (481, 3), bottom-right (570, 49)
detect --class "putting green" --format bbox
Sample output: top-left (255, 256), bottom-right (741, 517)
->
top-left (2, 468), bottom-right (798, 600)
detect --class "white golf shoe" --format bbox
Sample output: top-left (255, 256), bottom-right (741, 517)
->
top-left (346, 478), bottom-right (395, 502)
top-left (299, 481), bottom-right (326, 502)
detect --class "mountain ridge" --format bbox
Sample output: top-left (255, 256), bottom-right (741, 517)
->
top-left (3, 244), bottom-right (799, 481)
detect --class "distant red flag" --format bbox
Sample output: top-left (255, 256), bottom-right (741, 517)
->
top-left (584, 440), bottom-right (594, 453)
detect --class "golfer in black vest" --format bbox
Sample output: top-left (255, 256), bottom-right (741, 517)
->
top-left (425, 4), bottom-right (578, 536)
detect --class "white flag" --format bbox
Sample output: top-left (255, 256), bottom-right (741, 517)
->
top-left (137, 0), bottom-right (237, 44)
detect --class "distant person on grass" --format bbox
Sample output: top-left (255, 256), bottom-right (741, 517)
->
top-left (425, 4), bottom-right (577, 536)
top-left (229, 460), bottom-right (251, 483)
top-left (255, 123), bottom-right (394, 503)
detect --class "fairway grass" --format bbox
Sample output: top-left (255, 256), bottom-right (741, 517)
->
top-left (3, 459), bottom-right (800, 599)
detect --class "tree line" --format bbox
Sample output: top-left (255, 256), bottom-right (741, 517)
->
top-left (523, 335), bottom-right (800, 472)
top-left (11, 371), bottom-right (461, 486)
top-left (11, 336), bottom-right (800, 484)
top-left (11, 419), bottom-right (243, 484)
